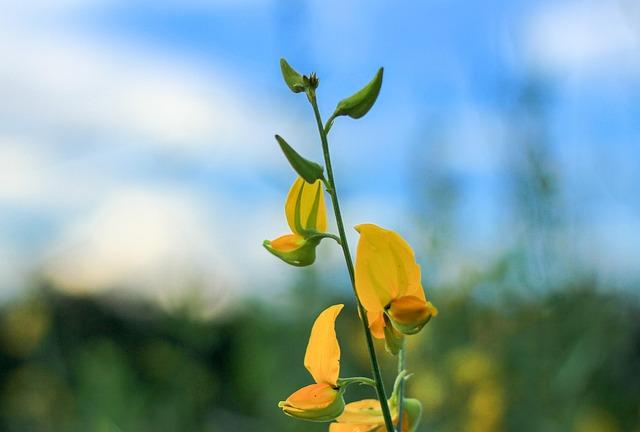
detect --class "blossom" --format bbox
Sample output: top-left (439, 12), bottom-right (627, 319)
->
top-left (354, 224), bottom-right (437, 343)
top-left (279, 304), bottom-right (346, 421)
top-left (264, 177), bottom-right (328, 266)
top-left (329, 398), bottom-right (422, 432)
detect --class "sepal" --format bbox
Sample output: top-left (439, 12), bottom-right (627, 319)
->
top-left (275, 135), bottom-right (324, 184)
top-left (383, 314), bottom-right (404, 355)
top-left (280, 58), bottom-right (305, 93)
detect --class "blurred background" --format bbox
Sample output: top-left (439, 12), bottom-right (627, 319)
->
top-left (1, 0), bottom-right (639, 431)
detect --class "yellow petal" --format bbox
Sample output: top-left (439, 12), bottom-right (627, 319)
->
top-left (285, 177), bottom-right (327, 235)
top-left (336, 399), bottom-right (383, 424)
top-left (354, 224), bottom-right (423, 314)
top-left (304, 304), bottom-right (343, 386)
top-left (267, 234), bottom-right (305, 253)
top-left (331, 398), bottom-right (421, 432)
top-left (278, 383), bottom-right (344, 422)
top-left (367, 311), bottom-right (385, 340)
top-left (329, 423), bottom-right (382, 432)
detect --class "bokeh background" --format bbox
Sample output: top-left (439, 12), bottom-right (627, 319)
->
top-left (1, 0), bottom-right (639, 431)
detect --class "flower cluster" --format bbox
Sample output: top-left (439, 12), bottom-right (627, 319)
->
top-left (264, 59), bottom-right (438, 432)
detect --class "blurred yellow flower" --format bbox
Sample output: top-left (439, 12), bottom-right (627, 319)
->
top-left (329, 397), bottom-right (422, 432)
top-left (354, 224), bottom-right (437, 341)
top-left (279, 304), bottom-right (346, 421)
top-left (264, 176), bottom-right (328, 266)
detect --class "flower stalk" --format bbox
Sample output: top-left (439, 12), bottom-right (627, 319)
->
top-left (270, 59), bottom-right (435, 432)
top-left (396, 340), bottom-right (406, 432)
top-left (306, 88), bottom-right (396, 432)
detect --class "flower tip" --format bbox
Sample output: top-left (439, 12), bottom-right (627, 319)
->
top-left (386, 296), bottom-right (437, 335)
top-left (279, 383), bottom-right (345, 422)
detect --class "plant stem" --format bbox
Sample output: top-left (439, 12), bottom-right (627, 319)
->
top-left (396, 340), bottom-right (406, 432)
top-left (307, 90), bottom-right (395, 432)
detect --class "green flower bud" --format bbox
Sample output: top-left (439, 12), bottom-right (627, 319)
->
top-left (263, 235), bottom-right (321, 267)
top-left (402, 398), bottom-right (423, 432)
top-left (333, 67), bottom-right (383, 119)
top-left (278, 383), bottom-right (345, 422)
top-left (280, 58), bottom-right (306, 93)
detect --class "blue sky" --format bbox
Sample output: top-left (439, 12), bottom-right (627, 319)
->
top-left (0, 0), bottom-right (638, 307)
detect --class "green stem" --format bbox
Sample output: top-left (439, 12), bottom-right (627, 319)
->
top-left (337, 376), bottom-right (377, 388)
top-left (396, 340), bottom-right (406, 432)
top-left (307, 90), bottom-right (395, 432)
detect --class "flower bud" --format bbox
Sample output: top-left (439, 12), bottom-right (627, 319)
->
top-left (280, 58), bottom-right (305, 93)
top-left (402, 398), bottom-right (422, 432)
top-left (263, 235), bottom-right (320, 267)
top-left (386, 295), bottom-right (438, 335)
top-left (333, 67), bottom-right (383, 119)
top-left (279, 383), bottom-right (345, 422)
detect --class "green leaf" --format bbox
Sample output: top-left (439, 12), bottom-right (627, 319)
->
top-left (333, 67), bottom-right (383, 119)
top-left (275, 135), bottom-right (324, 183)
top-left (280, 58), bottom-right (305, 93)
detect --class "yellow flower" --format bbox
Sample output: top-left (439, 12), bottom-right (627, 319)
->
top-left (329, 398), bottom-right (422, 432)
top-left (264, 176), bottom-right (328, 266)
top-left (279, 304), bottom-right (346, 421)
top-left (354, 224), bottom-right (437, 341)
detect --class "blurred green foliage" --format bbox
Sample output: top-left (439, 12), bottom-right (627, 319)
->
top-left (0, 277), bottom-right (638, 432)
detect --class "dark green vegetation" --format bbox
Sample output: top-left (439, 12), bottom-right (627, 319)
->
top-left (0, 279), bottom-right (638, 432)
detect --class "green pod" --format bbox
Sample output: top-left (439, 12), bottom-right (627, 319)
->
top-left (275, 135), bottom-right (324, 183)
top-left (333, 67), bottom-right (383, 119)
top-left (280, 58), bottom-right (305, 93)
top-left (262, 236), bottom-right (322, 267)
top-left (402, 398), bottom-right (423, 432)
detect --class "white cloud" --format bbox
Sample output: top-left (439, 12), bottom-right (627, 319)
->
top-left (0, 27), bottom-right (290, 165)
top-left (0, 0), bottom-right (302, 307)
top-left (43, 188), bottom-right (233, 307)
top-left (525, 0), bottom-right (640, 76)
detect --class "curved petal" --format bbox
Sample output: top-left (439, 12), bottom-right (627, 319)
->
top-left (285, 177), bottom-right (327, 235)
top-left (354, 224), bottom-right (423, 313)
top-left (354, 224), bottom-right (396, 312)
top-left (304, 304), bottom-right (343, 386)
top-left (367, 311), bottom-right (385, 340)
top-left (384, 228), bottom-right (422, 299)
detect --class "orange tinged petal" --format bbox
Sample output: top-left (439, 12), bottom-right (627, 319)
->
top-left (367, 311), bottom-right (385, 340)
top-left (283, 383), bottom-right (338, 410)
top-left (268, 234), bottom-right (304, 252)
top-left (304, 304), bottom-right (343, 386)
top-left (387, 296), bottom-right (438, 335)
top-left (279, 383), bottom-right (345, 421)
top-left (336, 399), bottom-right (383, 424)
